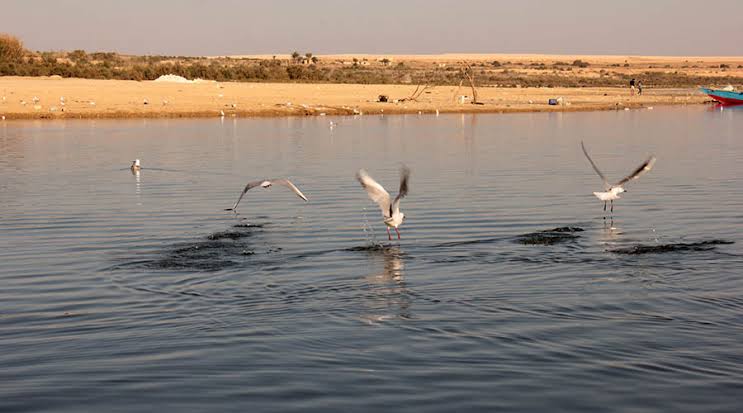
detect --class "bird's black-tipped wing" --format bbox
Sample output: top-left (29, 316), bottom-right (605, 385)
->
top-left (228, 180), bottom-right (266, 211)
top-left (391, 166), bottom-right (410, 215)
top-left (272, 179), bottom-right (309, 202)
top-left (581, 141), bottom-right (610, 190)
top-left (615, 156), bottom-right (656, 187)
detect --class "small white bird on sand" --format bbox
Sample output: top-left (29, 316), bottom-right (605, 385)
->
top-left (130, 159), bottom-right (141, 172)
top-left (227, 179), bottom-right (308, 211)
top-left (356, 166), bottom-right (410, 240)
top-left (581, 141), bottom-right (656, 214)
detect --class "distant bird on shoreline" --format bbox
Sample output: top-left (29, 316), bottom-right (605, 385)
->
top-left (581, 141), bottom-right (656, 214)
top-left (227, 179), bottom-right (308, 211)
top-left (130, 159), bottom-right (141, 172)
top-left (357, 166), bottom-right (410, 240)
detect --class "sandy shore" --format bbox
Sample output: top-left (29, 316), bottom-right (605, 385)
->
top-left (0, 76), bottom-right (708, 120)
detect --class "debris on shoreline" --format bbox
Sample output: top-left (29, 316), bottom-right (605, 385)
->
top-left (153, 74), bottom-right (215, 84)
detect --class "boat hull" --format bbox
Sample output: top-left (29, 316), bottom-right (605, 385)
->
top-left (700, 88), bottom-right (743, 105)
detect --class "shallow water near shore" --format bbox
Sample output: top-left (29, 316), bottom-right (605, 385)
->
top-left (1, 106), bottom-right (742, 412)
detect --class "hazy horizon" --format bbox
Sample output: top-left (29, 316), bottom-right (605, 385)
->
top-left (2, 0), bottom-right (742, 56)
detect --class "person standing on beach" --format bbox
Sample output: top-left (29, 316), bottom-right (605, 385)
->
top-left (629, 78), bottom-right (636, 95)
top-left (637, 80), bottom-right (643, 95)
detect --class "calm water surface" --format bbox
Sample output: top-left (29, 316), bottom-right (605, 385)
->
top-left (1, 106), bottom-right (742, 412)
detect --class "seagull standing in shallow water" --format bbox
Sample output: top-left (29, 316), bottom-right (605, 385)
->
top-left (226, 179), bottom-right (308, 211)
top-left (581, 141), bottom-right (656, 214)
top-left (130, 159), bottom-right (141, 172)
top-left (357, 166), bottom-right (410, 240)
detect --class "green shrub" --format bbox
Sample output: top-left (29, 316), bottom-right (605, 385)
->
top-left (0, 33), bottom-right (25, 62)
top-left (69, 50), bottom-right (88, 64)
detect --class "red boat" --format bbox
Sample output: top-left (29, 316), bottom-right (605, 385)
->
top-left (700, 87), bottom-right (743, 105)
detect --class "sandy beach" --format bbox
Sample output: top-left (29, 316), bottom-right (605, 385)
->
top-left (0, 75), bottom-right (708, 120)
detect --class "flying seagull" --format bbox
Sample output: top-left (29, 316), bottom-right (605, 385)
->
top-left (227, 179), bottom-right (308, 211)
top-left (581, 141), bottom-right (656, 214)
top-left (356, 166), bottom-right (410, 240)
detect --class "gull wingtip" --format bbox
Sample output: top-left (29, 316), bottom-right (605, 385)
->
top-left (356, 168), bottom-right (369, 182)
top-left (647, 156), bottom-right (657, 168)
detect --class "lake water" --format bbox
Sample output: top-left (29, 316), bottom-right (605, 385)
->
top-left (1, 106), bottom-right (742, 412)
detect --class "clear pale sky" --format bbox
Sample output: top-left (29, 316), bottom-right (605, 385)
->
top-left (2, 0), bottom-right (742, 56)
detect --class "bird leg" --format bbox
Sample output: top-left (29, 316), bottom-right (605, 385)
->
top-left (386, 227), bottom-right (392, 241)
top-left (603, 201), bottom-right (607, 211)
top-left (395, 227), bottom-right (401, 240)
top-left (611, 200), bottom-right (614, 213)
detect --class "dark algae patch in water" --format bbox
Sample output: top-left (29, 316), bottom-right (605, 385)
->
top-left (143, 228), bottom-right (263, 271)
top-left (207, 230), bottom-right (253, 240)
top-left (515, 226), bottom-right (584, 246)
top-left (233, 223), bottom-right (264, 229)
top-left (611, 240), bottom-right (734, 255)
top-left (346, 244), bottom-right (391, 252)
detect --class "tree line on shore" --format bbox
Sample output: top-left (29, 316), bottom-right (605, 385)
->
top-left (1, 34), bottom-right (741, 88)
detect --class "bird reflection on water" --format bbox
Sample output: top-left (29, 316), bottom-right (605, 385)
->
top-left (361, 246), bottom-right (412, 324)
top-left (600, 218), bottom-right (622, 243)
top-left (131, 166), bottom-right (142, 200)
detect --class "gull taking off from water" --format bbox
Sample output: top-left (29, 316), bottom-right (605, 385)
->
top-left (130, 159), bottom-right (141, 172)
top-left (357, 166), bottom-right (410, 240)
top-left (581, 141), bottom-right (656, 214)
top-left (226, 179), bottom-right (308, 211)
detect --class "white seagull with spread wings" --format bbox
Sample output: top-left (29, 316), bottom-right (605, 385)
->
top-left (356, 166), bottom-right (410, 240)
top-left (227, 179), bottom-right (308, 211)
top-left (581, 141), bottom-right (656, 214)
